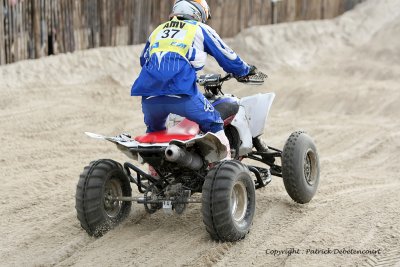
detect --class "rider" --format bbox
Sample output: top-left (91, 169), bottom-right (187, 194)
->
top-left (131, 0), bottom-right (257, 159)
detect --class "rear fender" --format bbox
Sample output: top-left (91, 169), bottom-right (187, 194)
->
top-left (170, 132), bottom-right (227, 163)
top-left (85, 132), bottom-right (143, 160)
top-left (84, 132), bottom-right (226, 163)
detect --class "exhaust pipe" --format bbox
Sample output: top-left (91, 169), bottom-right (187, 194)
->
top-left (165, 145), bottom-right (203, 170)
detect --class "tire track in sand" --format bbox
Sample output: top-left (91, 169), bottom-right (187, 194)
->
top-left (363, 229), bottom-right (400, 267)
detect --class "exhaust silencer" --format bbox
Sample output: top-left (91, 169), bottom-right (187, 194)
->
top-left (165, 145), bottom-right (203, 170)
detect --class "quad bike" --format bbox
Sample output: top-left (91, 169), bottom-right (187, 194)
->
top-left (75, 72), bottom-right (320, 242)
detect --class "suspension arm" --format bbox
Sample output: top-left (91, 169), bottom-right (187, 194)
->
top-left (124, 162), bottom-right (160, 193)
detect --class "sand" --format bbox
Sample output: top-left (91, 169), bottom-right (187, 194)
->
top-left (1, 0), bottom-right (399, 266)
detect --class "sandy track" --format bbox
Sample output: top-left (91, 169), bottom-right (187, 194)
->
top-left (1, 0), bottom-right (400, 266)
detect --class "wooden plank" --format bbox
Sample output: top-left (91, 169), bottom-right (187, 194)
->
top-left (132, 0), bottom-right (142, 44)
top-left (148, 0), bottom-right (154, 32)
top-left (271, 0), bottom-right (278, 24)
top-left (275, 0), bottom-right (287, 24)
top-left (209, 0), bottom-right (224, 34)
top-left (285, 0), bottom-right (296, 22)
top-left (232, 0), bottom-right (242, 34)
top-left (15, 1), bottom-right (20, 60)
top-left (63, 0), bottom-right (69, 52)
top-left (69, 0), bottom-right (74, 51)
top-left (295, 0), bottom-right (304, 20)
top-left (259, 0), bottom-right (271, 26)
top-left (322, 0), bottom-right (341, 19)
top-left (91, 0), bottom-right (100, 48)
top-left (127, 0), bottom-right (134, 44)
top-left (42, 0), bottom-right (48, 57)
top-left (14, 1), bottom-right (21, 61)
top-left (115, 0), bottom-right (129, 46)
top-left (10, 1), bottom-right (15, 62)
top-left (111, 0), bottom-right (116, 46)
top-left (55, 0), bottom-right (63, 54)
top-left (6, 0), bottom-right (10, 63)
top-left (107, 0), bottom-right (111, 45)
top-left (314, 0), bottom-right (323, 20)
top-left (26, 0), bottom-right (34, 58)
top-left (60, 0), bottom-right (66, 52)
top-left (49, 0), bottom-right (56, 55)
top-left (32, 0), bottom-right (40, 58)
top-left (4, 0), bottom-right (9, 63)
top-left (19, 1), bottom-right (26, 60)
top-left (142, 0), bottom-right (151, 43)
top-left (0, 0), bottom-right (5, 65)
top-left (9, 0), bottom-right (13, 62)
top-left (99, 0), bottom-right (107, 46)
top-left (60, 0), bottom-right (67, 53)
top-left (72, 0), bottom-right (80, 50)
top-left (217, 0), bottom-right (232, 34)
top-left (67, 0), bottom-right (72, 51)
top-left (88, 0), bottom-right (94, 48)
top-left (239, 0), bottom-right (250, 31)
top-left (303, 0), bottom-right (322, 20)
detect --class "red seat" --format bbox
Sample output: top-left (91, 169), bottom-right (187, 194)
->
top-left (135, 119), bottom-right (200, 143)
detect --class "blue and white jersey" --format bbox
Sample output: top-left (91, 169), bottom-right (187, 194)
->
top-left (131, 20), bottom-right (251, 96)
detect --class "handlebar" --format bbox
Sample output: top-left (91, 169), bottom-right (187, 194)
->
top-left (197, 71), bottom-right (268, 95)
top-left (197, 73), bottom-right (231, 87)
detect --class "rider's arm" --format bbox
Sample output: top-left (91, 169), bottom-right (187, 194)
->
top-left (140, 40), bottom-right (151, 67)
top-left (198, 24), bottom-right (251, 77)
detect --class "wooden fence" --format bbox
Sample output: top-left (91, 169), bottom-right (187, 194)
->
top-left (0, 0), bottom-right (365, 65)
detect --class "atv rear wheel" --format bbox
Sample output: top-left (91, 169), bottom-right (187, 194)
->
top-left (202, 160), bottom-right (255, 241)
top-left (75, 159), bottom-right (132, 237)
top-left (282, 131), bottom-right (320, 204)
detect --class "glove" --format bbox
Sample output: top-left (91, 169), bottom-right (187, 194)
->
top-left (236, 65), bottom-right (257, 83)
top-left (248, 65), bottom-right (257, 76)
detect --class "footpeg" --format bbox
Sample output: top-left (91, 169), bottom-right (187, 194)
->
top-left (259, 169), bottom-right (272, 187)
top-left (248, 166), bottom-right (272, 189)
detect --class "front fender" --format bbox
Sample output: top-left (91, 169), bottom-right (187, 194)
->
top-left (231, 106), bottom-right (253, 155)
top-left (239, 93), bottom-right (275, 137)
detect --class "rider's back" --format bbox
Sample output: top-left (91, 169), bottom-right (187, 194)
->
top-left (131, 18), bottom-right (250, 97)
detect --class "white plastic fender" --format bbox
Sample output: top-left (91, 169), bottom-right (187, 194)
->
top-left (230, 106), bottom-right (254, 156)
top-left (239, 93), bottom-right (275, 138)
top-left (84, 131), bottom-right (227, 163)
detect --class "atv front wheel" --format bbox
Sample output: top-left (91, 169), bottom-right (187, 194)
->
top-left (282, 131), bottom-right (320, 204)
top-left (75, 159), bottom-right (132, 237)
top-left (202, 160), bottom-right (255, 241)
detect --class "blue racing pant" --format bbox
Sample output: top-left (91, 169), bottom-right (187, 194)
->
top-left (141, 91), bottom-right (223, 133)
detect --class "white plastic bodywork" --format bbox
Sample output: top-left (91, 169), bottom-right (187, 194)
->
top-left (230, 106), bottom-right (253, 155)
top-left (85, 92), bottom-right (275, 161)
top-left (84, 132), bottom-right (227, 163)
top-left (231, 93), bottom-right (275, 156)
top-left (170, 132), bottom-right (227, 162)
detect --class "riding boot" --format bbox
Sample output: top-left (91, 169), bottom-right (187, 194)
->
top-left (215, 130), bottom-right (232, 160)
top-left (253, 136), bottom-right (275, 163)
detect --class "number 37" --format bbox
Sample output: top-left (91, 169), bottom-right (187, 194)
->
top-left (161, 29), bottom-right (180, 38)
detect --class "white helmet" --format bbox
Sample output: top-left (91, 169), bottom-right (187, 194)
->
top-left (170, 0), bottom-right (211, 24)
